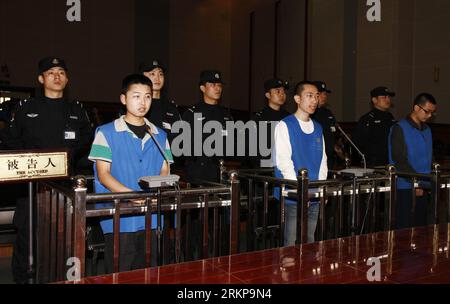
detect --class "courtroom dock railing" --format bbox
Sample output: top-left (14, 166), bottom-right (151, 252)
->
top-left (35, 172), bottom-right (240, 283)
top-left (34, 165), bottom-right (450, 283)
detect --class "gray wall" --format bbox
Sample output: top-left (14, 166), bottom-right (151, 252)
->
top-left (412, 0), bottom-right (450, 124)
top-left (1, 0), bottom-right (450, 123)
top-left (168, 0), bottom-right (232, 107)
top-left (310, 0), bottom-right (347, 121)
top-left (134, 0), bottom-right (170, 80)
top-left (0, 0), bottom-right (135, 103)
top-left (240, 0), bottom-right (450, 123)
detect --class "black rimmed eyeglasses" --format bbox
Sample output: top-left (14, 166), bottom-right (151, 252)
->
top-left (417, 105), bottom-right (436, 116)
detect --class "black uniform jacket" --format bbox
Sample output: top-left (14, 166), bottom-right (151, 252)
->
top-left (1, 96), bottom-right (93, 173)
top-left (146, 95), bottom-right (181, 144)
top-left (181, 101), bottom-right (233, 183)
top-left (311, 107), bottom-right (337, 169)
top-left (249, 106), bottom-right (290, 169)
top-left (352, 108), bottom-right (396, 167)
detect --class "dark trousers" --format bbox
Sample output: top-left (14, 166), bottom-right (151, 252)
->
top-left (103, 231), bottom-right (157, 274)
top-left (395, 189), bottom-right (428, 230)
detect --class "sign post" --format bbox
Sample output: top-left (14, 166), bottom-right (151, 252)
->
top-left (0, 150), bottom-right (69, 283)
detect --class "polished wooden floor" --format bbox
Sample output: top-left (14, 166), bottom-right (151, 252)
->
top-left (64, 224), bottom-right (450, 284)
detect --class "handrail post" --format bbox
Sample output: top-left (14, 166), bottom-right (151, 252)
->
top-left (432, 163), bottom-right (441, 225)
top-left (447, 176), bottom-right (450, 224)
top-left (145, 197), bottom-right (152, 268)
top-left (387, 165), bottom-right (397, 230)
top-left (36, 183), bottom-right (51, 283)
top-left (247, 178), bottom-right (255, 251)
top-left (262, 182), bottom-right (269, 249)
top-left (351, 176), bottom-right (357, 235)
top-left (279, 183), bottom-right (286, 247)
top-left (27, 182), bottom-right (35, 284)
top-left (156, 188), bottom-right (162, 266)
top-left (175, 191), bottom-right (182, 263)
top-left (219, 159), bottom-right (226, 184)
top-left (72, 176), bottom-right (87, 281)
top-left (296, 169), bottom-right (309, 244)
top-left (229, 171), bottom-right (240, 254)
top-left (202, 194), bottom-right (209, 259)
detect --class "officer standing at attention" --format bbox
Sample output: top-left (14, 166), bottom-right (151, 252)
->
top-left (352, 86), bottom-right (397, 167)
top-left (181, 71), bottom-right (232, 259)
top-left (139, 59), bottom-right (181, 144)
top-left (139, 60), bottom-right (181, 257)
top-left (251, 78), bottom-right (290, 168)
top-left (1, 57), bottom-right (93, 283)
top-left (311, 81), bottom-right (338, 170)
top-left (182, 70), bottom-right (232, 184)
top-left (249, 79), bottom-right (290, 242)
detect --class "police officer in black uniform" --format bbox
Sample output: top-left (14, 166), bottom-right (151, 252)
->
top-left (248, 79), bottom-right (290, 245)
top-left (352, 86), bottom-right (396, 168)
top-left (250, 78), bottom-right (290, 168)
top-left (182, 70), bottom-right (232, 184)
top-left (139, 59), bottom-right (181, 144)
top-left (1, 57), bottom-right (93, 283)
top-left (310, 82), bottom-right (339, 238)
top-left (311, 81), bottom-right (338, 171)
top-left (140, 60), bottom-right (182, 260)
top-left (181, 70), bottom-right (233, 259)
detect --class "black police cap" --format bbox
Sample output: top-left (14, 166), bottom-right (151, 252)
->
top-left (38, 57), bottom-right (68, 75)
top-left (264, 78), bottom-right (289, 92)
top-left (139, 59), bottom-right (165, 73)
top-left (199, 70), bottom-right (224, 85)
top-left (370, 86), bottom-right (396, 98)
top-left (314, 81), bottom-right (332, 93)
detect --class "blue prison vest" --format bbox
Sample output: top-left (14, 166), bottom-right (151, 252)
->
top-left (274, 115), bottom-right (324, 205)
top-left (388, 119), bottom-right (433, 190)
top-left (94, 121), bottom-right (167, 233)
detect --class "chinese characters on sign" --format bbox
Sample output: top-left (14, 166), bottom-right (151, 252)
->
top-left (0, 152), bottom-right (68, 182)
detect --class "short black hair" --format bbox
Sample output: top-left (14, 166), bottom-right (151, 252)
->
top-left (294, 81), bottom-right (318, 95)
top-left (414, 93), bottom-right (436, 107)
top-left (121, 74), bottom-right (152, 95)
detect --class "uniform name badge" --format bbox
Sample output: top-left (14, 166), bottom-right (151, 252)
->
top-left (64, 131), bottom-right (76, 140)
top-left (331, 126), bottom-right (336, 133)
top-left (162, 122), bottom-right (172, 130)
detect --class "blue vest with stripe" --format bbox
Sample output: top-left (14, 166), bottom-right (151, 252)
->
top-left (274, 115), bottom-right (324, 204)
top-left (388, 119), bottom-right (432, 190)
top-left (94, 121), bottom-right (167, 233)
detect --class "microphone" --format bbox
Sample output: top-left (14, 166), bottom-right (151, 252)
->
top-left (145, 125), bottom-right (171, 174)
top-left (335, 123), bottom-right (369, 176)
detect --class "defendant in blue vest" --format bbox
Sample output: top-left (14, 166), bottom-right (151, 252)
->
top-left (89, 74), bottom-right (173, 273)
top-left (273, 81), bottom-right (328, 246)
top-left (389, 93), bottom-right (437, 229)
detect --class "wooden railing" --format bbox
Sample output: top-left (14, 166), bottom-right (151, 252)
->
top-left (34, 166), bottom-right (450, 283)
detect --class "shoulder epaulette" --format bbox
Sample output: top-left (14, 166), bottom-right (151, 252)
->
top-left (72, 100), bottom-right (84, 108)
top-left (19, 98), bottom-right (30, 107)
